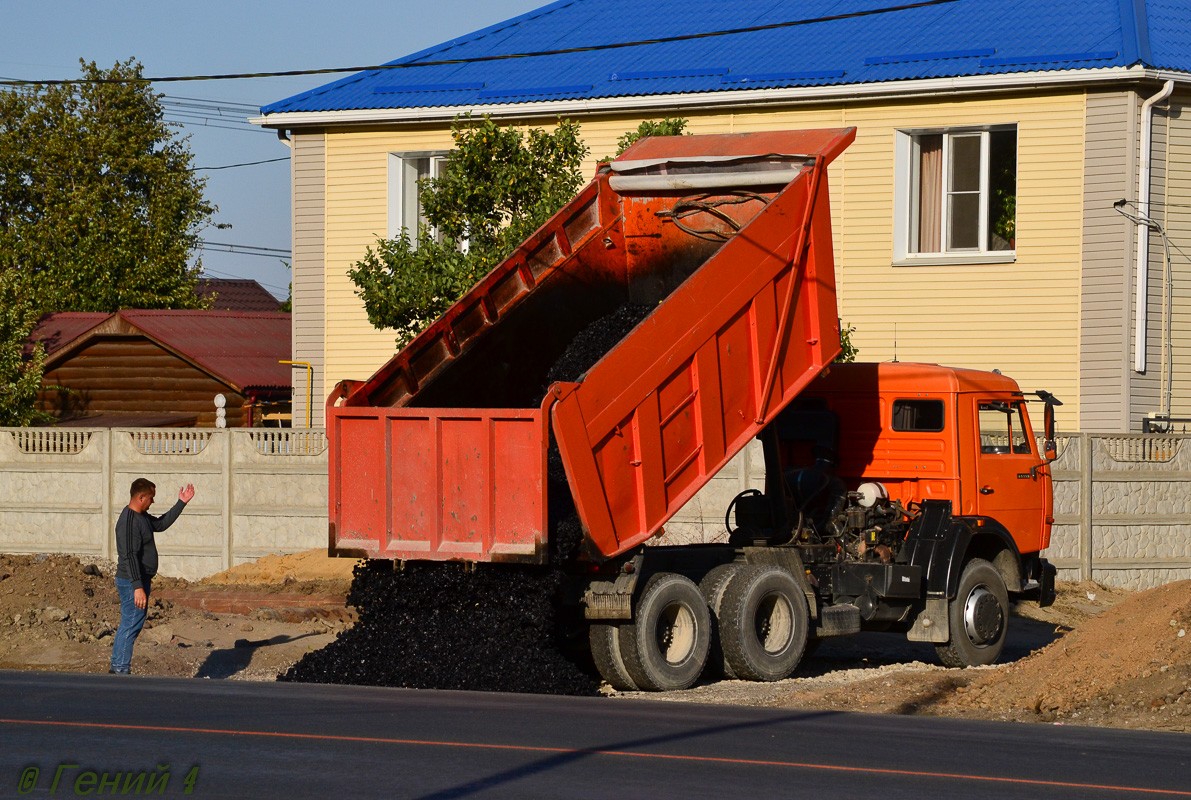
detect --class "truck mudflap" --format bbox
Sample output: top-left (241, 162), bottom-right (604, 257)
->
top-left (902, 500), bottom-right (1024, 600)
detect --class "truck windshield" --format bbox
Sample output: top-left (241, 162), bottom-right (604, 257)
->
top-left (978, 402), bottom-right (1032, 455)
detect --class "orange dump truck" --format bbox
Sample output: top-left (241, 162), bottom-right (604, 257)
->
top-left (327, 128), bottom-right (1057, 691)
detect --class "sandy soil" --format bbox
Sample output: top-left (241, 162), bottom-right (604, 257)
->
top-left (615, 581), bottom-right (1191, 733)
top-left (4, 551), bottom-right (1189, 733)
top-left (0, 553), bottom-right (354, 680)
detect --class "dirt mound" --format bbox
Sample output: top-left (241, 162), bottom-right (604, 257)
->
top-left (200, 549), bottom-right (358, 586)
top-left (280, 559), bottom-right (599, 696)
top-left (0, 553), bottom-right (185, 650)
top-left (955, 580), bottom-right (1191, 718)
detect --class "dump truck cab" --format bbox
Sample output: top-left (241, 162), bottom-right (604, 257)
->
top-left (797, 361), bottom-right (1054, 557)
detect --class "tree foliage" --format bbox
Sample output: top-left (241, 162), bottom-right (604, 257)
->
top-left (350, 116), bottom-right (695, 344)
top-left (0, 272), bottom-right (46, 426)
top-left (350, 115), bottom-right (587, 341)
top-left (835, 321), bottom-right (859, 363)
top-left (0, 59), bottom-right (215, 313)
top-left (0, 59), bottom-right (215, 424)
top-left (609, 117), bottom-right (689, 159)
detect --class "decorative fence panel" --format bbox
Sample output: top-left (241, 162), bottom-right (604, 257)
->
top-left (1049, 434), bottom-right (1191, 589)
top-left (0, 429), bottom-right (327, 581)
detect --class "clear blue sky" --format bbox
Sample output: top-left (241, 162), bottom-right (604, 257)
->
top-left (1, 0), bottom-right (545, 301)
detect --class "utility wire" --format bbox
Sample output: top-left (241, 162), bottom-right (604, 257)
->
top-left (200, 240), bottom-right (291, 257)
top-left (0, 0), bottom-right (961, 86)
top-left (192, 156), bottom-right (289, 171)
top-left (198, 267), bottom-right (289, 294)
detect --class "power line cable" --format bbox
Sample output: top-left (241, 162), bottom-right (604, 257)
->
top-left (200, 240), bottom-right (292, 257)
top-left (163, 114), bottom-right (274, 134)
top-left (192, 156), bottom-right (289, 171)
top-left (0, 0), bottom-right (961, 86)
top-left (198, 268), bottom-right (289, 294)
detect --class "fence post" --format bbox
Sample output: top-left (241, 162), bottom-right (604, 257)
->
top-left (101, 429), bottom-right (112, 561)
top-left (222, 431), bottom-right (233, 571)
top-left (1079, 433), bottom-right (1094, 582)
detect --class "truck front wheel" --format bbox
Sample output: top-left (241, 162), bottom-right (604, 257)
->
top-left (718, 566), bottom-right (809, 682)
top-left (619, 573), bottom-right (711, 691)
top-left (935, 557), bottom-right (1009, 668)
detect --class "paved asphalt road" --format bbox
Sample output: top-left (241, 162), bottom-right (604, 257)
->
top-left (0, 671), bottom-right (1188, 799)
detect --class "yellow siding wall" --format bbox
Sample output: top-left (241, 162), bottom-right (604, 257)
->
top-left (322, 91), bottom-right (1086, 427)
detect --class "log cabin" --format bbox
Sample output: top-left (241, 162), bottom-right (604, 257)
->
top-left (29, 310), bottom-right (292, 427)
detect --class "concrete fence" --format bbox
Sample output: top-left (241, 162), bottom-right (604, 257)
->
top-left (1048, 434), bottom-right (1191, 589)
top-left (1, 428), bottom-right (1189, 589)
top-left (666, 435), bottom-right (1191, 590)
top-left (0, 428), bottom-right (327, 580)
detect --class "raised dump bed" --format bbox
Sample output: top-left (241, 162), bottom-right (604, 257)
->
top-left (328, 128), bottom-right (855, 564)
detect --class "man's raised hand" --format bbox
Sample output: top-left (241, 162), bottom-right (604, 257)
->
top-left (179, 484), bottom-right (195, 503)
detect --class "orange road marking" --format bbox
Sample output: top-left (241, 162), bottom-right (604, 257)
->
top-left (0, 717), bottom-right (1187, 796)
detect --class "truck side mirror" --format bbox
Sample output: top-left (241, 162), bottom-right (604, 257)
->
top-left (1043, 404), bottom-right (1057, 461)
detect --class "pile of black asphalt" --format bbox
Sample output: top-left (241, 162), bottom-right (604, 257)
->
top-left (281, 304), bottom-right (659, 695)
top-left (278, 556), bottom-right (598, 695)
top-left (544, 302), bottom-right (655, 390)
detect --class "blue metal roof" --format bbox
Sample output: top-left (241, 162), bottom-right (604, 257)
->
top-left (261, 0), bottom-right (1191, 115)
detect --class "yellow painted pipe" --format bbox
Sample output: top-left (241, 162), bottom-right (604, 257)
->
top-left (279, 360), bottom-right (313, 429)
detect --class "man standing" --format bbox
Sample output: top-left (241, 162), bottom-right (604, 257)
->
top-left (110, 478), bottom-right (195, 675)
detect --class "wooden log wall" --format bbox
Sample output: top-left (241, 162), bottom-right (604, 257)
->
top-left (39, 336), bottom-right (248, 427)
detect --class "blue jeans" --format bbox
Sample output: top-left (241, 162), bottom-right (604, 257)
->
top-left (111, 576), bottom-right (151, 673)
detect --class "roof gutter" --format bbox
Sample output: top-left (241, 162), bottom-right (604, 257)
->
top-left (251, 66), bottom-right (1191, 128)
top-left (1134, 78), bottom-right (1175, 373)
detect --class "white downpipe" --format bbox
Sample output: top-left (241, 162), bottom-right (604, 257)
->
top-left (1135, 80), bottom-right (1175, 373)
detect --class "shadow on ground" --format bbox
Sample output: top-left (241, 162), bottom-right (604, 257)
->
top-left (792, 613), bottom-right (1066, 679)
top-left (195, 632), bottom-right (324, 679)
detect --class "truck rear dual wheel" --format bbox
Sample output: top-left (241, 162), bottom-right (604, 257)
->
top-left (717, 566), bottom-right (809, 682)
top-left (617, 573), bottom-right (712, 691)
top-left (589, 623), bottom-right (639, 692)
top-left (935, 558), bottom-right (1009, 668)
top-left (698, 563), bottom-right (743, 680)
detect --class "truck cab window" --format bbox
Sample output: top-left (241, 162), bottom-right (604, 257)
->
top-left (978, 402), bottom-right (1032, 455)
top-left (892, 399), bottom-right (945, 432)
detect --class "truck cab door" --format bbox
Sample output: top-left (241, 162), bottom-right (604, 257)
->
top-left (974, 400), bottom-right (1046, 553)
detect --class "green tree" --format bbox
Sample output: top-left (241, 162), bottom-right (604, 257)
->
top-left (350, 115), bottom-right (587, 341)
top-left (607, 117), bottom-right (689, 160)
top-left (0, 59), bottom-right (215, 424)
top-left (0, 272), bottom-right (46, 426)
top-left (350, 116), bottom-right (693, 344)
top-left (836, 322), bottom-right (858, 364)
top-left (0, 59), bottom-right (215, 312)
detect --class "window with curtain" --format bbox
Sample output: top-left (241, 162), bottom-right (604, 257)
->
top-left (909, 127), bottom-right (1016, 255)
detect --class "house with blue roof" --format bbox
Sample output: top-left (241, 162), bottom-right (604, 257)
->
top-left (255, 0), bottom-right (1191, 435)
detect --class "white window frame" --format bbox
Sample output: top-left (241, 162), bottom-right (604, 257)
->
top-left (387, 150), bottom-right (449, 243)
top-left (893, 125), bottom-right (1017, 266)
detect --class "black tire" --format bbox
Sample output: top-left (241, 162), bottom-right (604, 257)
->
top-left (589, 623), bottom-right (639, 691)
top-left (698, 563), bottom-right (744, 680)
top-left (718, 565), bottom-right (809, 682)
top-left (618, 573), bottom-right (711, 691)
top-left (935, 557), bottom-right (1009, 668)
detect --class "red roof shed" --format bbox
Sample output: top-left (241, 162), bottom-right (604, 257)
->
top-left (30, 310), bottom-right (292, 428)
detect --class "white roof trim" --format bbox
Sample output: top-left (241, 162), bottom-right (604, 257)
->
top-left (251, 66), bottom-right (1191, 128)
